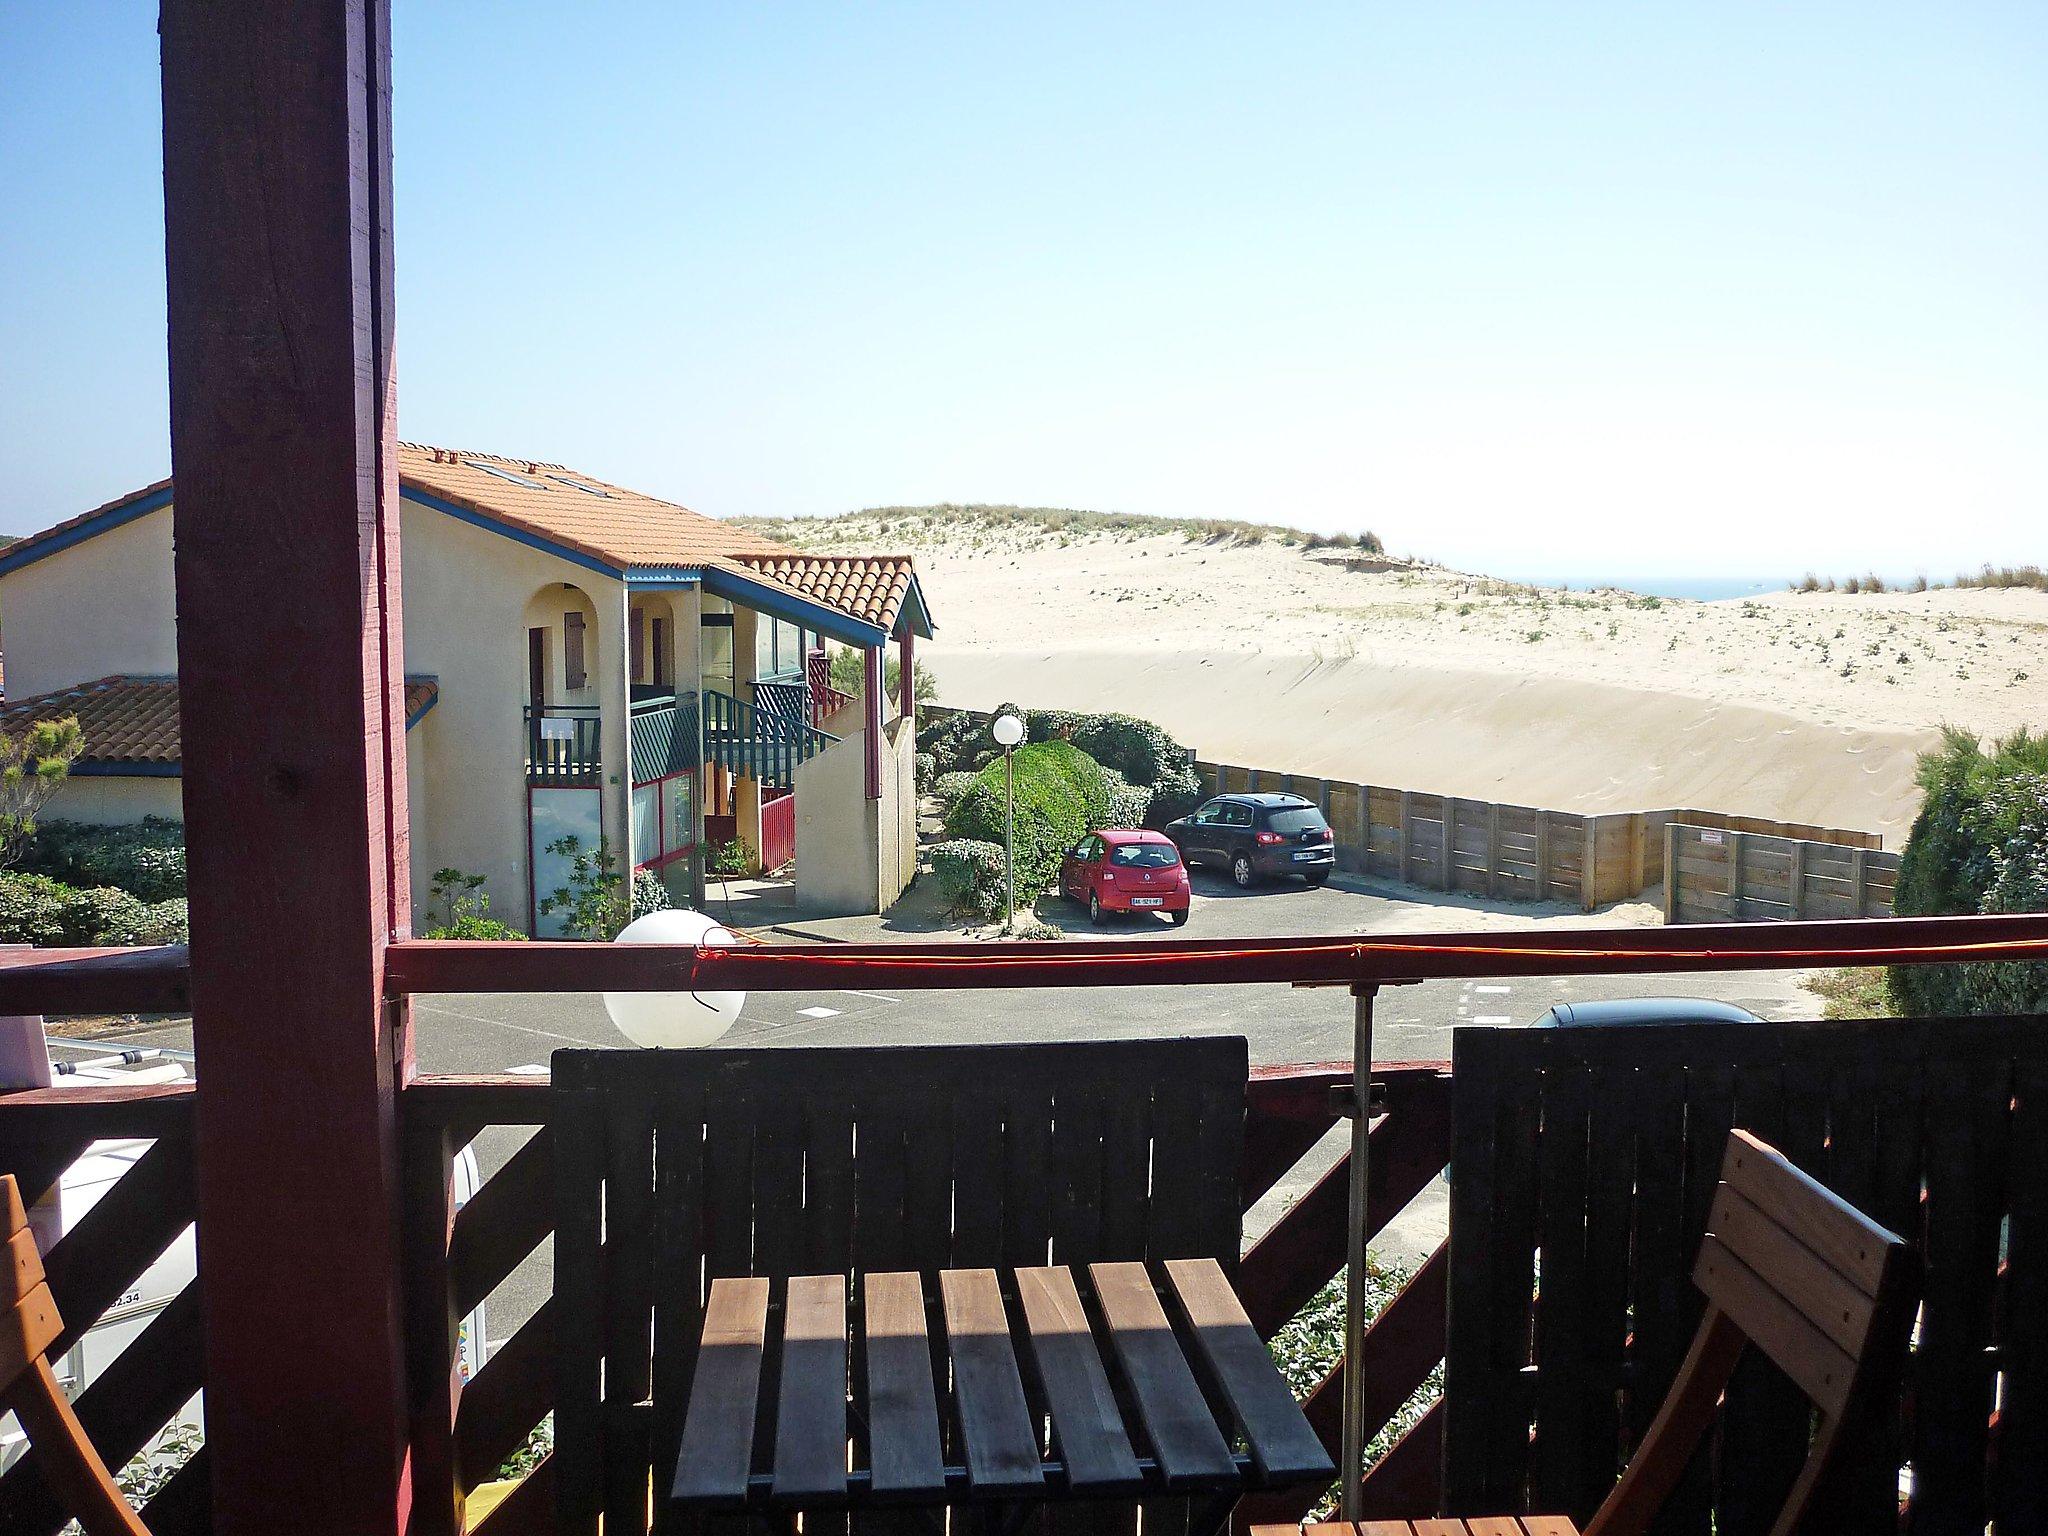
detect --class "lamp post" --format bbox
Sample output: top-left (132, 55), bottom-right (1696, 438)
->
top-left (991, 712), bottom-right (1025, 930)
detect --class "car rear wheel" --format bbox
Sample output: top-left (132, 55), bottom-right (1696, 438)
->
top-left (1089, 893), bottom-right (1104, 924)
top-left (1304, 867), bottom-right (1331, 886)
top-left (1169, 907), bottom-right (1189, 927)
top-left (1231, 853), bottom-right (1256, 888)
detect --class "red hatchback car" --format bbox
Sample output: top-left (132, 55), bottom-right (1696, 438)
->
top-left (1061, 828), bottom-right (1192, 925)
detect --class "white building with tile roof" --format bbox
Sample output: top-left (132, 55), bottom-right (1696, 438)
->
top-left (0, 445), bottom-right (935, 928)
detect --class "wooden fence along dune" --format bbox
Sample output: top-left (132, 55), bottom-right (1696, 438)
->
top-left (920, 705), bottom-right (1898, 918)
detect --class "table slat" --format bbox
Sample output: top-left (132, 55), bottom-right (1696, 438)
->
top-left (941, 1267), bottom-right (1046, 1492)
top-left (1164, 1257), bottom-right (1334, 1483)
top-left (865, 1271), bottom-right (946, 1495)
top-left (771, 1274), bottom-right (849, 1502)
top-left (1088, 1261), bottom-right (1236, 1486)
top-left (672, 1276), bottom-right (769, 1503)
top-left (1016, 1265), bottom-right (1143, 1492)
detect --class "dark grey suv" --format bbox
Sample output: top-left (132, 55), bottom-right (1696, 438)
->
top-left (1164, 793), bottom-right (1337, 887)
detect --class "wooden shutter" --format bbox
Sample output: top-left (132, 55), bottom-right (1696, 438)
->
top-left (565, 611), bottom-right (587, 691)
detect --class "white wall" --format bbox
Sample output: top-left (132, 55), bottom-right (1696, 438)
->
top-left (398, 498), bottom-right (633, 932)
top-left (0, 507), bottom-right (179, 698)
top-left (41, 774), bottom-right (183, 826)
top-left (792, 712), bottom-right (919, 916)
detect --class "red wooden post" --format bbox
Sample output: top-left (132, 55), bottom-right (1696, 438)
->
top-left (863, 645), bottom-right (883, 799)
top-left (161, 3), bottom-right (417, 1533)
top-left (898, 630), bottom-right (915, 720)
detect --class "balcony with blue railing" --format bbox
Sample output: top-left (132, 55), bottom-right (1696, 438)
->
top-left (524, 703), bottom-right (603, 785)
top-left (703, 684), bottom-right (838, 788)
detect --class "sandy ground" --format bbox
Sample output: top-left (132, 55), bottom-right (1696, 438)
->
top-left (766, 510), bottom-right (2048, 839)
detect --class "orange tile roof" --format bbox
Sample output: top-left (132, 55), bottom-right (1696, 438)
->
top-left (0, 676), bottom-right (438, 767)
top-left (725, 554), bottom-right (919, 632)
top-left (3, 446), bottom-right (930, 636)
top-left (394, 444), bottom-right (797, 571)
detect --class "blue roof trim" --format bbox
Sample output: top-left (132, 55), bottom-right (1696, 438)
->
top-left (406, 689), bottom-right (440, 729)
top-left (623, 568), bottom-right (704, 588)
top-left (73, 761), bottom-right (182, 778)
top-left (400, 488), bottom-right (624, 580)
top-left (895, 572), bottom-right (937, 639)
top-left (701, 565), bottom-right (887, 648)
top-left (0, 485), bottom-right (175, 578)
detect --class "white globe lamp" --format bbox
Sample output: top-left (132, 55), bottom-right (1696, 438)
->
top-left (602, 907), bottom-right (745, 1048)
top-left (991, 712), bottom-right (1025, 749)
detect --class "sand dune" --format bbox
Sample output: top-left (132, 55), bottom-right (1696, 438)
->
top-left (753, 508), bottom-right (2048, 839)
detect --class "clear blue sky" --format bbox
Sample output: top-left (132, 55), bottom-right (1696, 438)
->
top-left (3, 2), bottom-right (2043, 576)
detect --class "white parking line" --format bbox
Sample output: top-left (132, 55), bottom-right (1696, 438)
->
top-left (840, 990), bottom-right (900, 1004)
top-left (1474, 1015), bottom-right (1512, 1024)
top-left (798, 1005), bottom-right (841, 1019)
top-left (1476, 985), bottom-right (1511, 994)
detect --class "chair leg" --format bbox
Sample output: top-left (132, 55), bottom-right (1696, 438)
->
top-left (4, 1355), bottom-right (151, 1536)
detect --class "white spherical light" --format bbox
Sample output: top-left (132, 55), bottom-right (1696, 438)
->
top-left (602, 907), bottom-right (745, 1049)
top-left (991, 712), bottom-right (1025, 748)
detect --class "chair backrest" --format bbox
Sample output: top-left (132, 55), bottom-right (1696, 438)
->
top-left (550, 1037), bottom-right (1250, 1536)
top-left (1585, 1129), bottom-right (1917, 1536)
top-left (0, 1175), bottom-right (150, 1536)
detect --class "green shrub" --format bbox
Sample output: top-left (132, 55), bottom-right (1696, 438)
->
top-left (706, 839), bottom-right (751, 878)
top-left (0, 873), bottom-right (75, 947)
top-left (1026, 710), bottom-right (1199, 827)
top-left (1102, 768), bottom-right (1153, 829)
top-left (945, 740), bottom-right (1113, 897)
top-left (928, 838), bottom-right (1010, 921)
top-left (428, 913), bottom-right (526, 941)
top-left (932, 771), bottom-right (980, 813)
top-left (922, 704), bottom-right (1025, 779)
top-left (0, 873), bottom-right (189, 946)
top-left (1890, 728), bottom-right (2048, 1016)
top-left (631, 866), bottom-right (674, 921)
top-left (914, 751), bottom-right (937, 794)
top-left (19, 817), bottom-right (186, 901)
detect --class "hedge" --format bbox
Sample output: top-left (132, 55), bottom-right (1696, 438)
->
top-left (944, 740), bottom-right (1113, 897)
top-left (19, 817), bottom-right (187, 902)
top-left (929, 838), bottom-right (1011, 921)
top-left (1026, 711), bottom-right (1200, 828)
top-left (0, 871), bottom-right (189, 947)
top-left (1889, 727), bottom-right (2048, 1016)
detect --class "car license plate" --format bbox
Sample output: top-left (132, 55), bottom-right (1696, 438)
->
top-left (1293, 850), bottom-right (1321, 861)
top-left (1132, 896), bottom-right (1163, 907)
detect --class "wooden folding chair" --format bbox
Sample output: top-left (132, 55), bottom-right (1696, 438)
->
top-left (1266, 1127), bottom-right (1920, 1536)
top-left (1, 1173), bottom-right (150, 1536)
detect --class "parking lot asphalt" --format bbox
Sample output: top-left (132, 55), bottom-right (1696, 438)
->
top-left (102, 868), bottom-right (1824, 1352)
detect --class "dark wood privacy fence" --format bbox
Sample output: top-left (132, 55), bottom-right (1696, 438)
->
top-left (1663, 822), bottom-right (1901, 923)
top-left (0, 1084), bottom-right (207, 1535)
top-left (1445, 1017), bottom-right (2048, 1535)
top-left (399, 1059), bottom-right (1456, 1536)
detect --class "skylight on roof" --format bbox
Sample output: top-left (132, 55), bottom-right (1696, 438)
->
top-left (462, 459), bottom-right (547, 489)
top-left (547, 474), bottom-right (614, 498)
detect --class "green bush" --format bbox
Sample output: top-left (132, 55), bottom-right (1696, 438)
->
top-left (632, 866), bottom-right (674, 921)
top-left (929, 838), bottom-right (1011, 921)
top-left (1890, 728), bottom-right (2048, 1016)
top-left (1101, 768), bottom-right (1153, 829)
top-left (945, 740), bottom-right (1113, 897)
top-left (19, 817), bottom-right (186, 901)
top-left (914, 751), bottom-right (937, 794)
top-left (932, 771), bottom-right (980, 813)
top-left (922, 705), bottom-right (1022, 779)
top-left (0, 872), bottom-right (189, 946)
top-left (0, 873), bottom-right (73, 947)
top-left (1026, 710), bottom-right (1200, 827)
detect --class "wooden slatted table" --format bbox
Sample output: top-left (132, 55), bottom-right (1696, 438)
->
top-left (1260, 1522), bottom-right (1581, 1536)
top-left (665, 1257), bottom-right (1332, 1526)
